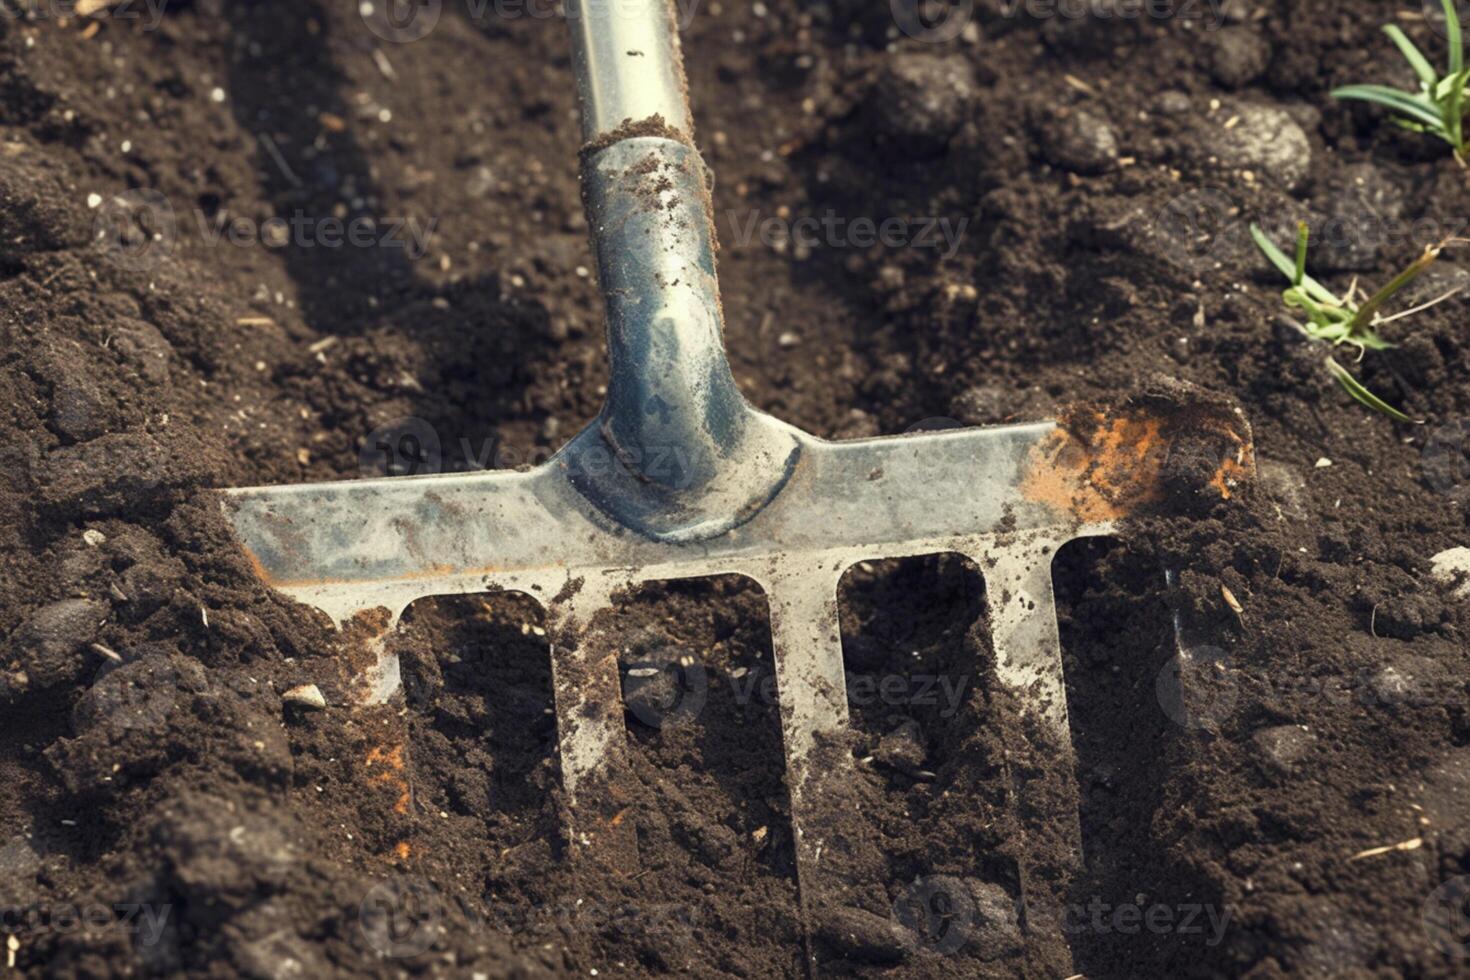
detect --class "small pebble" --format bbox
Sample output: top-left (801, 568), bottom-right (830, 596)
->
top-left (282, 684), bottom-right (327, 710)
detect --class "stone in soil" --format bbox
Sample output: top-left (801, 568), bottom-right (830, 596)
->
top-left (1252, 724), bottom-right (1316, 774)
top-left (869, 53), bottom-right (974, 155)
top-left (873, 719), bottom-right (926, 774)
top-left (4, 597), bottom-right (107, 693)
top-left (968, 879), bottom-right (1024, 960)
top-left (1036, 107), bottom-right (1119, 175)
top-left (1430, 547), bottom-right (1470, 598)
top-left (816, 905), bottom-right (915, 964)
top-left (1207, 26), bottom-right (1270, 88)
top-left (1188, 102), bottom-right (1311, 191)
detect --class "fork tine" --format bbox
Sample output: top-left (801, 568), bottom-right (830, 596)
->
top-left (547, 581), bottom-right (640, 874)
top-left (764, 564), bottom-right (893, 965)
top-left (981, 540), bottom-right (1083, 975)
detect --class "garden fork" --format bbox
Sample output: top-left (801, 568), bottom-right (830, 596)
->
top-left (221, 0), bottom-right (1253, 970)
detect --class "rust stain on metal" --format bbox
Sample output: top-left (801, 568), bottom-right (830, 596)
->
top-left (1021, 413), bottom-right (1168, 522)
top-left (240, 553), bottom-right (515, 592)
top-left (1022, 400), bottom-right (1254, 521)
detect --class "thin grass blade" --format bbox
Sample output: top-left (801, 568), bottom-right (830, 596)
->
top-left (1384, 24), bottom-right (1438, 86)
top-left (1250, 224), bottom-right (1340, 306)
top-left (1348, 245), bottom-right (1443, 332)
top-left (1325, 356), bottom-right (1420, 423)
top-left (1331, 85), bottom-right (1447, 129)
top-left (1446, 0), bottom-right (1464, 75)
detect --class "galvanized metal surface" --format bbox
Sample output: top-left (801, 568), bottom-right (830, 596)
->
top-left (566, 0), bottom-right (690, 140)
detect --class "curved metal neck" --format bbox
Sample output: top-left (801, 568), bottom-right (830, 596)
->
top-left (562, 1), bottom-right (800, 541)
top-left (570, 138), bottom-right (798, 541)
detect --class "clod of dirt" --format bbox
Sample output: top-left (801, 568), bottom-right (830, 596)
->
top-left (4, 597), bottom-right (107, 694)
top-left (872, 719), bottom-right (926, 774)
top-left (1420, 747), bottom-right (1470, 855)
top-left (1252, 724), bottom-right (1316, 775)
top-left (621, 660), bottom-right (682, 729)
top-left (36, 429), bottom-right (221, 517)
top-left (1036, 107), bottom-right (1119, 175)
top-left (1187, 103), bottom-right (1311, 191)
top-left (816, 905), bottom-right (916, 964)
top-left (1207, 27), bottom-right (1270, 88)
top-left (950, 384), bottom-right (1055, 425)
top-left (156, 793), bottom-right (298, 916)
top-left (110, 318), bottom-right (176, 386)
top-left (1373, 593), bottom-right (1445, 640)
top-left (1041, 0), bottom-right (1142, 52)
top-left (0, 834), bottom-right (41, 905)
top-left (1403, 263), bottom-right (1470, 307)
top-left (1258, 459), bottom-right (1310, 523)
top-left (968, 880), bottom-right (1024, 961)
top-left (868, 53), bottom-right (975, 156)
top-left (1312, 163), bottom-right (1406, 272)
top-left (231, 905), bottom-right (331, 980)
top-left (36, 354), bottom-right (113, 443)
top-left (1366, 653), bottom-right (1452, 709)
top-left (0, 152), bottom-right (89, 255)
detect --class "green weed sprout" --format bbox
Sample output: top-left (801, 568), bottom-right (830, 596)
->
top-left (1250, 222), bottom-right (1463, 423)
top-left (1332, 0), bottom-right (1470, 161)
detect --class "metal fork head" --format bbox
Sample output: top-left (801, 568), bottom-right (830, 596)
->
top-left (221, 125), bottom-right (1254, 968)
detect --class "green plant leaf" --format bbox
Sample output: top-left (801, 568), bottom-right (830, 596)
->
top-left (1443, 66), bottom-right (1470, 149)
top-left (1249, 224), bottom-right (1340, 306)
top-left (1384, 24), bottom-right (1438, 86)
top-left (1324, 356), bottom-right (1421, 423)
top-left (1331, 84), bottom-right (1447, 129)
top-left (1445, 0), bottom-right (1464, 75)
top-left (1348, 244), bottom-right (1443, 333)
top-left (1293, 221), bottom-right (1309, 285)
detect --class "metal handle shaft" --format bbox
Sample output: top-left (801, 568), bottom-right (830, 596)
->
top-left (566, 0), bottom-right (691, 141)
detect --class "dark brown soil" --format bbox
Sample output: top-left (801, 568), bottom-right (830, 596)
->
top-left (2, 0), bottom-right (1468, 977)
